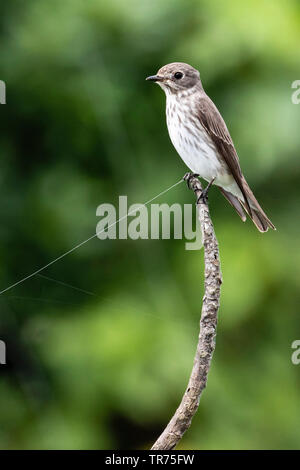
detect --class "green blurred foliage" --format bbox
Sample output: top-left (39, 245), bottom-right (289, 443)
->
top-left (0, 0), bottom-right (300, 450)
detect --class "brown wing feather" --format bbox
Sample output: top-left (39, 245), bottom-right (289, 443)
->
top-left (197, 93), bottom-right (252, 215)
top-left (218, 187), bottom-right (246, 222)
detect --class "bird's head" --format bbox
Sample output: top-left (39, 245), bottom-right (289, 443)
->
top-left (146, 62), bottom-right (201, 95)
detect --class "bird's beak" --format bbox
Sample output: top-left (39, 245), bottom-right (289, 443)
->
top-left (146, 75), bottom-right (163, 82)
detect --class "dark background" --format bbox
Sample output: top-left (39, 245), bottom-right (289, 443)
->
top-left (0, 0), bottom-right (299, 449)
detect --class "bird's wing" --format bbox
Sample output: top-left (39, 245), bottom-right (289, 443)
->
top-left (197, 93), bottom-right (252, 214)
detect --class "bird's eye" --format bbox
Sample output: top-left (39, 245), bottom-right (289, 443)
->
top-left (174, 72), bottom-right (183, 79)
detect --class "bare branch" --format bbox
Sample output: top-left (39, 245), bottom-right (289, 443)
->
top-left (151, 173), bottom-right (222, 450)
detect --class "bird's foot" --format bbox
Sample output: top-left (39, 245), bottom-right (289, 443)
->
top-left (183, 172), bottom-right (199, 189)
top-left (196, 177), bottom-right (216, 205)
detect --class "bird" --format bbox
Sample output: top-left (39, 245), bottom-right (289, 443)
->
top-left (146, 62), bottom-right (275, 232)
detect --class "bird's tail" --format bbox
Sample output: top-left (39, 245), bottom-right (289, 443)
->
top-left (219, 177), bottom-right (276, 233)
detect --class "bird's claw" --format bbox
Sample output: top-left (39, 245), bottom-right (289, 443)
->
top-left (196, 177), bottom-right (216, 205)
top-left (183, 173), bottom-right (216, 204)
top-left (183, 172), bottom-right (199, 189)
top-left (196, 192), bottom-right (208, 205)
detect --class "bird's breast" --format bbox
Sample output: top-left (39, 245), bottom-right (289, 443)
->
top-left (166, 96), bottom-right (231, 185)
